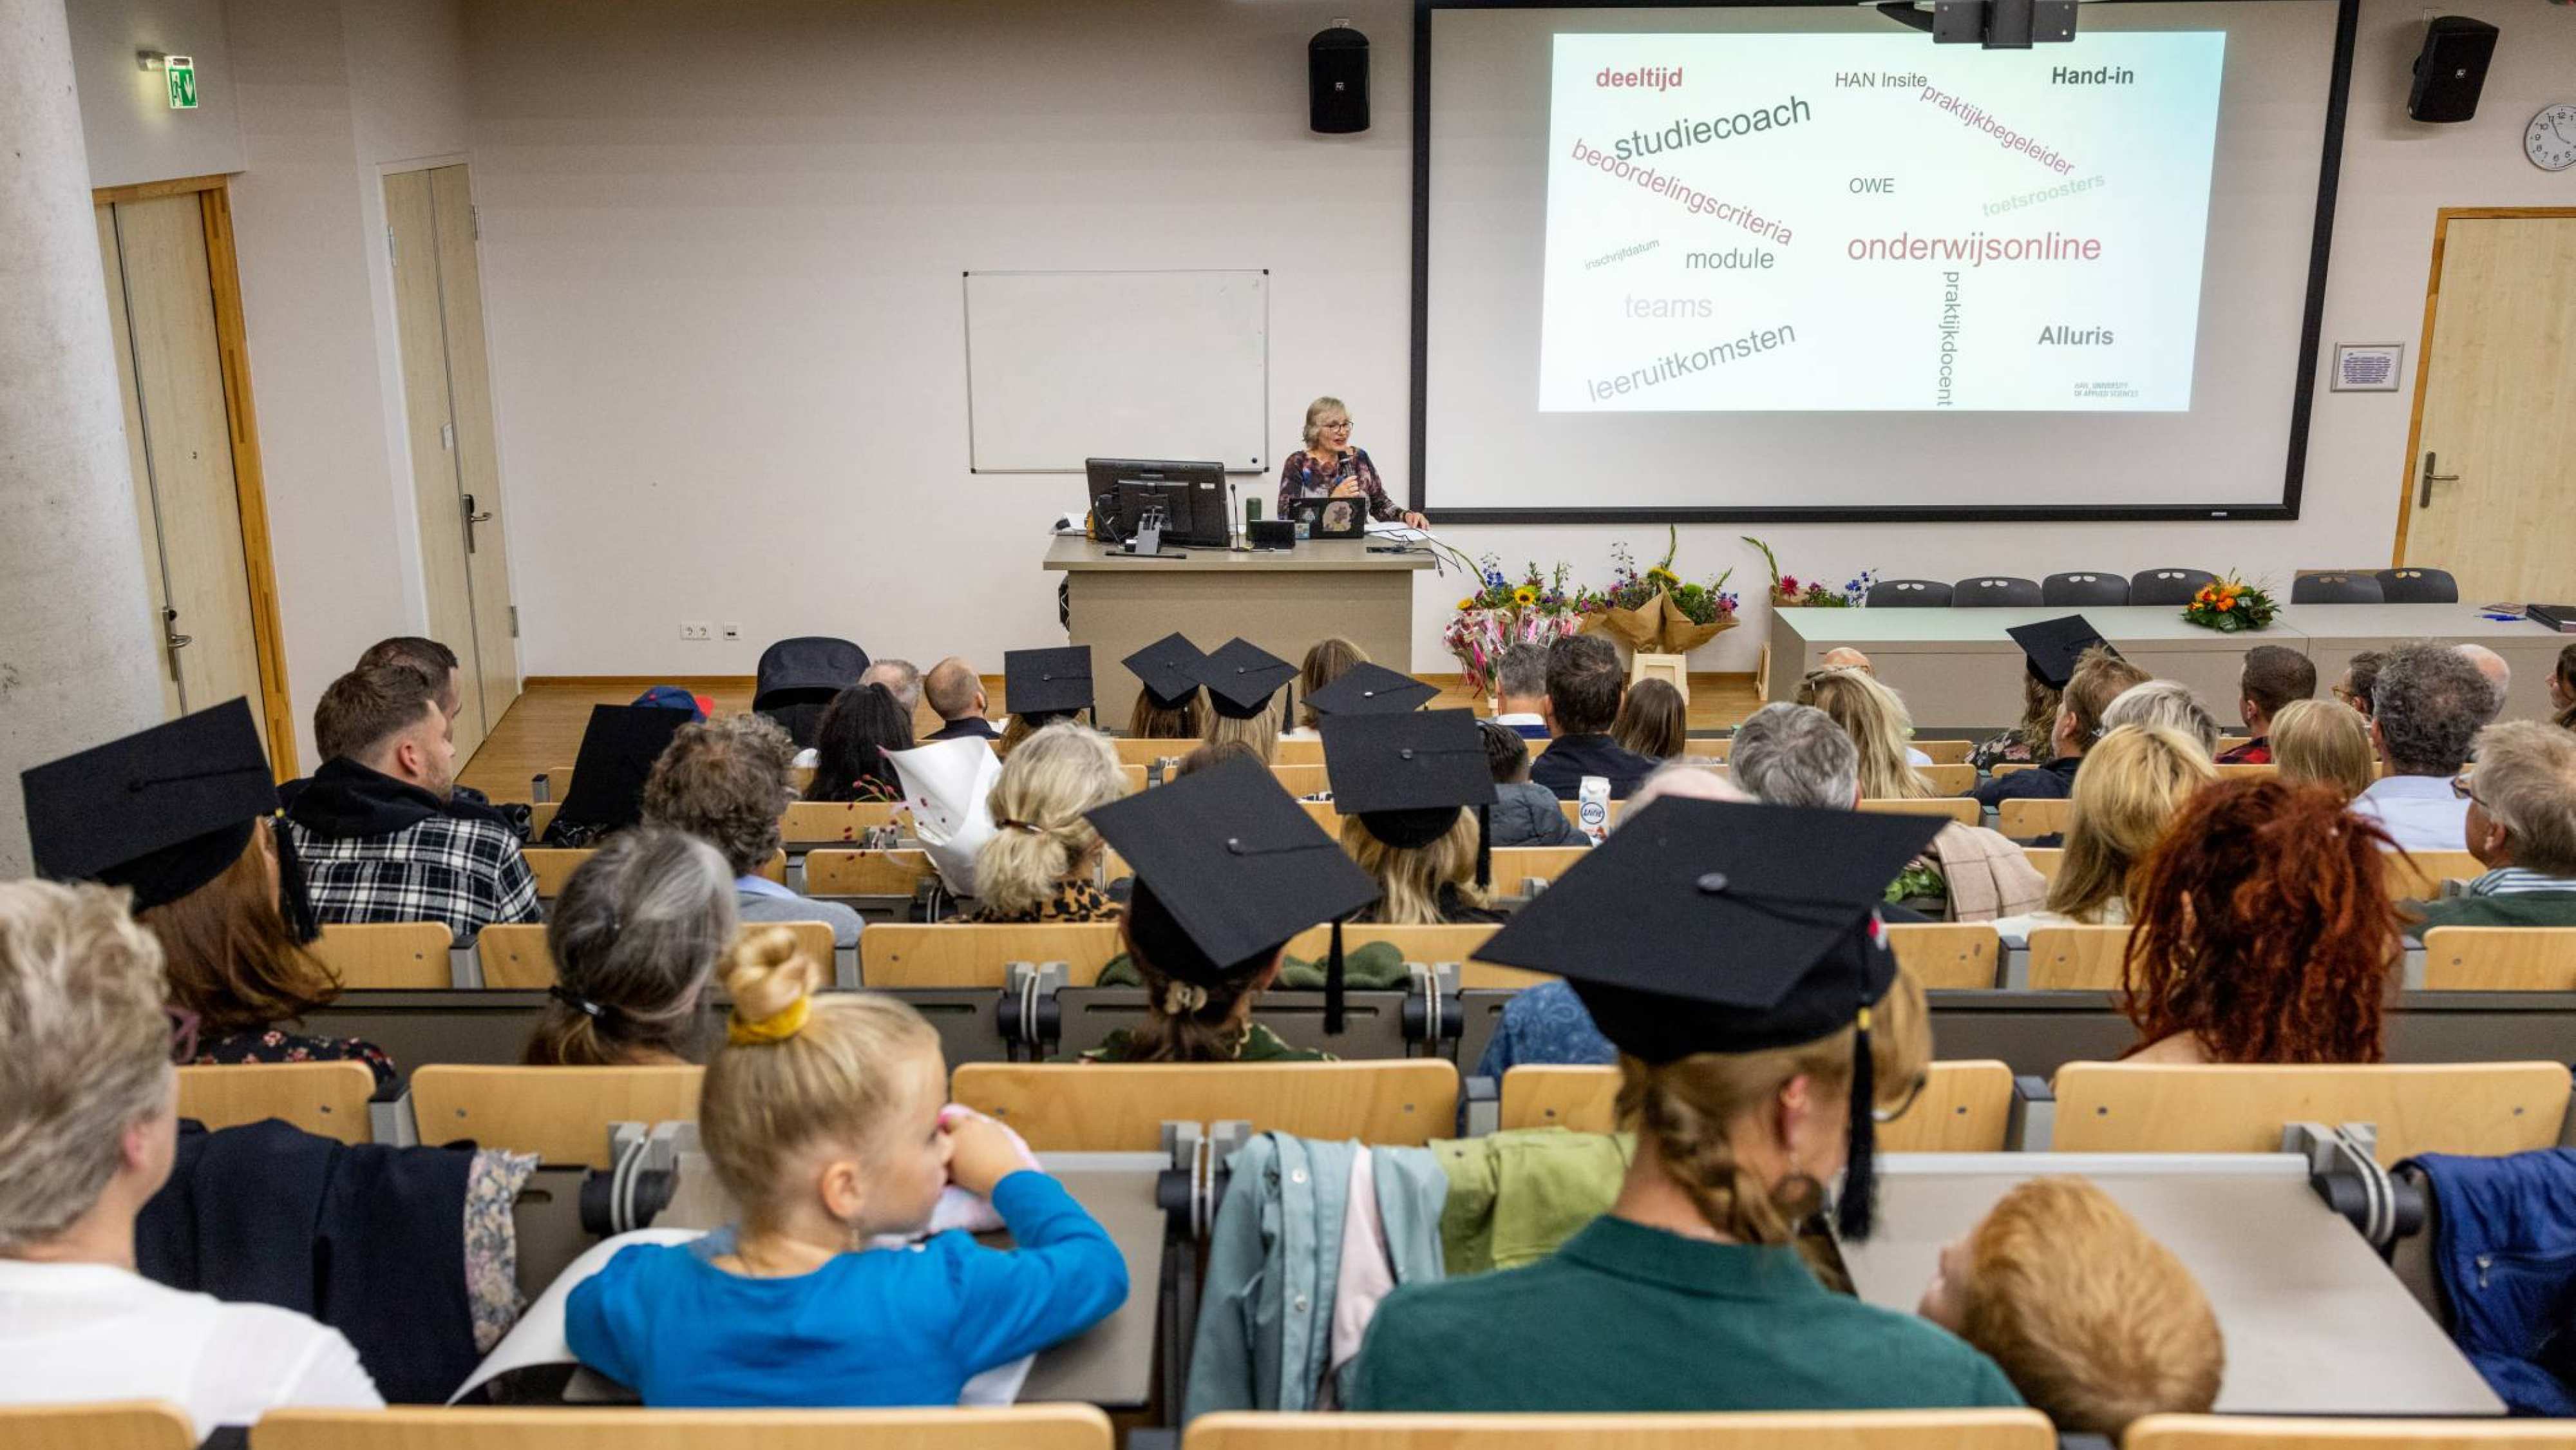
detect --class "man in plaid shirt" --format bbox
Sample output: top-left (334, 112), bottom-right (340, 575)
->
top-left (285, 663), bottom-right (539, 944)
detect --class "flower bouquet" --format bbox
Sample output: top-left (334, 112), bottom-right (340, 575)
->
top-left (1743, 537), bottom-right (1875, 609)
top-left (1441, 557), bottom-right (1598, 695)
top-left (1584, 528), bottom-right (1739, 654)
top-left (2181, 574), bottom-right (2279, 633)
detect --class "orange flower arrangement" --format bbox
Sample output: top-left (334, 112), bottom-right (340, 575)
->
top-left (2181, 574), bottom-right (2278, 633)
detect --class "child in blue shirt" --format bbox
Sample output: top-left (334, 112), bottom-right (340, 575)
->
top-left (567, 928), bottom-right (1127, 1406)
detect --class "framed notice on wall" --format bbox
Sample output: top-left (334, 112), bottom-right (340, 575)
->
top-left (2331, 343), bottom-right (2403, 392)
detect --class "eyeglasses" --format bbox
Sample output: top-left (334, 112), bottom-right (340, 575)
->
top-left (2450, 772), bottom-right (2483, 805)
top-left (1873, 1071), bottom-right (1930, 1124)
top-left (1318, 420), bottom-right (1352, 430)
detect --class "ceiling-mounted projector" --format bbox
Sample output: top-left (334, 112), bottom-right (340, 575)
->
top-left (1873, 0), bottom-right (2078, 48)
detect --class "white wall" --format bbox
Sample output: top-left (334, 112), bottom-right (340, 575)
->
top-left (65, 0), bottom-right (245, 187)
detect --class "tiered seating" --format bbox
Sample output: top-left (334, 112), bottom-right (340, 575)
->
top-left (1184, 1410), bottom-right (2056, 1450)
top-left (951, 1060), bottom-right (1459, 1150)
top-left (311, 921), bottom-right (454, 989)
top-left (1497, 1061), bottom-right (2017, 1152)
top-left (477, 920), bottom-right (835, 991)
top-left (2125, 1417), bottom-right (2576, 1450)
top-left (2047, 1062), bottom-right (2573, 1160)
top-left (250, 1406), bottom-right (1115, 1449)
top-left (0, 1403), bottom-right (195, 1450)
top-left (175, 1062), bottom-right (377, 1143)
top-left (407, 1064), bottom-right (703, 1167)
top-left (2421, 927), bottom-right (2576, 990)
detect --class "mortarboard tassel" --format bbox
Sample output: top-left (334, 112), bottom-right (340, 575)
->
top-left (1837, 1003), bottom-right (1877, 1241)
top-left (268, 816), bottom-right (323, 946)
top-left (1324, 918), bottom-right (1347, 1035)
top-left (1475, 804), bottom-right (1492, 890)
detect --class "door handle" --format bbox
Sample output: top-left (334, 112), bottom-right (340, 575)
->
top-left (2418, 451), bottom-right (2460, 510)
top-left (163, 606), bottom-right (191, 652)
top-left (462, 493), bottom-right (495, 553)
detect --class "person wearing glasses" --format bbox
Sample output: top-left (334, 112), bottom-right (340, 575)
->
top-left (1276, 396), bottom-right (1429, 531)
top-left (2398, 721), bottom-right (2576, 937)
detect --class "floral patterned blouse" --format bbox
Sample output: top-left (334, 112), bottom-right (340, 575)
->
top-left (968, 877), bottom-right (1121, 924)
top-left (192, 1027), bottom-right (397, 1088)
top-left (1276, 446), bottom-right (1403, 523)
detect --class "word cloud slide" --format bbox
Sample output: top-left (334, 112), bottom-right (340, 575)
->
top-left (1540, 32), bottom-right (2223, 412)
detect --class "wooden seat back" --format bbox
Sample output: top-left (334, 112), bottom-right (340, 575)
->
top-left (523, 847), bottom-right (592, 898)
top-left (2050, 1062), bottom-right (2575, 1161)
top-left (1187, 1410), bottom-right (2051, 1450)
top-left (408, 1065), bottom-right (705, 1167)
top-left (1859, 797), bottom-right (1980, 826)
top-left (2023, 847), bottom-right (2063, 881)
top-left (804, 848), bottom-right (940, 897)
top-left (2125, 1415), bottom-right (2576, 1450)
top-left (2026, 924), bottom-right (2133, 991)
top-left (251, 1405), bottom-right (1115, 1450)
top-left (1991, 762), bottom-right (2040, 777)
top-left (176, 1062), bottom-right (376, 1143)
top-left (1917, 763), bottom-right (1976, 795)
top-left (1996, 797), bottom-right (2073, 841)
top-left (1284, 922), bottom-right (1501, 968)
top-left (2421, 927), bottom-right (2576, 991)
top-left (859, 922), bottom-right (1126, 987)
top-left (480, 920), bottom-right (833, 991)
top-left (312, 921), bottom-right (453, 989)
top-left (530, 801), bottom-right (558, 835)
top-left (1917, 739), bottom-right (1973, 765)
top-left (1499, 1060), bottom-right (2016, 1151)
top-left (951, 1060), bottom-right (1461, 1150)
top-left (1888, 923), bottom-right (2003, 989)
top-left (1119, 763), bottom-right (1149, 793)
top-left (778, 801), bottom-right (907, 846)
top-left (2386, 851), bottom-right (2486, 902)
top-left (2214, 763), bottom-right (2280, 780)
top-left (0, 1402), bottom-right (195, 1450)
top-left (1271, 763), bottom-right (1329, 796)
top-left (1488, 845), bottom-right (1590, 892)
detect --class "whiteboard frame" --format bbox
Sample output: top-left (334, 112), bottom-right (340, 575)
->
top-left (961, 267), bottom-right (1272, 476)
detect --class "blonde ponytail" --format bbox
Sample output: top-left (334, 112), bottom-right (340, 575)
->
top-left (974, 723), bottom-right (1126, 918)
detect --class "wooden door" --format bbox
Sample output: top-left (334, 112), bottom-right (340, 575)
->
top-left (386, 164), bottom-right (520, 759)
top-left (95, 205), bottom-right (182, 720)
top-left (2396, 211), bottom-right (2576, 603)
top-left (96, 193), bottom-right (265, 722)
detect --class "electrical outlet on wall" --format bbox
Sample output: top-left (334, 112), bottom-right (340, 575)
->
top-left (721, 622), bottom-right (742, 641)
top-left (680, 621), bottom-right (712, 641)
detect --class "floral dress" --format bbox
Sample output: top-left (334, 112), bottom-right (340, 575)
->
top-left (193, 1028), bottom-right (397, 1087)
top-left (1276, 447), bottom-right (1402, 522)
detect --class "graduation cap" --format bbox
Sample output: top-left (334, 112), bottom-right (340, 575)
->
top-left (1086, 756), bottom-right (1380, 1032)
top-left (1474, 797), bottom-right (1945, 1238)
top-left (1005, 646), bottom-right (1094, 721)
top-left (1303, 662), bottom-right (1438, 718)
top-left (553, 704), bottom-right (692, 834)
top-left (1320, 708), bottom-right (1499, 887)
top-left (2006, 615), bottom-right (2116, 691)
top-left (1195, 638), bottom-right (1296, 721)
top-left (19, 697), bottom-right (317, 937)
top-left (1122, 633), bottom-right (1207, 712)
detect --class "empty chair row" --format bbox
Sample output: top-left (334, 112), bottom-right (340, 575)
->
top-left (1866, 568), bottom-right (2459, 609)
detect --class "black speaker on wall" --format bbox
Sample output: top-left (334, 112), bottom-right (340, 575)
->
top-left (1310, 22), bottom-right (1368, 134)
top-left (2409, 16), bottom-right (2500, 123)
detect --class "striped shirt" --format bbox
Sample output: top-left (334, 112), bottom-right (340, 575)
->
top-left (2467, 867), bottom-right (2576, 897)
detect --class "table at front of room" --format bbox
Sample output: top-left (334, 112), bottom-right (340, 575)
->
top-left (1044, 536), bottom-right (1433, 726)
top-left (1769, 602), bottom-right (2568, 731)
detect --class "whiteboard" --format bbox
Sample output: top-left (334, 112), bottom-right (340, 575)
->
top-left (965, 269), bottom-right (1268, 474)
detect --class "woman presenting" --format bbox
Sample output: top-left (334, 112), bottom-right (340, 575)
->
top-left (1276, 396), bottom-right (1428, 529)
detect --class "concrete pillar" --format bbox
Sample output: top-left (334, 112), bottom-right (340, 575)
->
top-left (0, 0), bottom-right (166, 876)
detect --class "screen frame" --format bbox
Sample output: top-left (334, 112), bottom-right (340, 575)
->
top-left (1408, 0), bottom-right (2362, 524)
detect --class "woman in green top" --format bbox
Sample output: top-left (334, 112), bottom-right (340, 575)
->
top-left (1350, 797), bottom-right (2023, 1413)
top-left (1079, 879), bottom-right (1331, 1064)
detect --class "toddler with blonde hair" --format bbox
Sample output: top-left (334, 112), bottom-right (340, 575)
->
top-left (567, 928), bottom-right (1126, 1405)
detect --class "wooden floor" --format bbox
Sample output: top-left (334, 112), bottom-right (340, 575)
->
top-left (460, 673), bottom-right (1765, 805)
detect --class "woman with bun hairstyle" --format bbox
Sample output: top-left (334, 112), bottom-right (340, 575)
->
top-left (566, 929), bottom-right (1126, 1406)
top-left (523, 828), bottom-right (735, 1066)
top-left (965, 722), bottom-right (1127, 924)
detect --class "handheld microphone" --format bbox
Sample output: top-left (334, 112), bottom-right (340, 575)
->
top-left (1227, 479), bottom-right (1245, 550)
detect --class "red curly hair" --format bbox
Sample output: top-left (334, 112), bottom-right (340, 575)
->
top-left (2120, 777), bottom-right (2400, 1064)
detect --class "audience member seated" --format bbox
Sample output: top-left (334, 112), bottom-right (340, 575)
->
top-left (2401, 720), bottom-right (2576, 935)
top-left (2100, 680), bottom-right (2221, 759)
top-left (859, 658), bottom-right (922, 718)
top-left (2217, 645), bottom-right (2315, 763)
top-left (1331, 711), bottom-right (1504, 926)
top-left (1491, 642), bottom-right (1555, 739)
top-left (1918, 1177), bottom-right (2222, 1436)
top-left (1081, 758), bottom-right (1381, 1062)
top-left (288, 663), bottom-right (540, 942)
top-left (1354, 803), bottom-right (2020, 1413)
top-left (2334, 649), bottom-right (2385, 722)
top-left (2122, 778), bottom-right (2399, 1064)
top-left (345, 635), bottom-right (510, 823)
top-left (0, 881), bottom-right (383, 1435)
top-left (650, 713), bottom-right (864, 949)
top-left (803, 682), bottom-right (914, 804)
top-left (2270, 699), bottom-right (2378, 803)
top-left (1611, 676), bottom-right (1689, 762)
top-left (1798, 667), bottom-right (1933, 797)
top-left (1289, 636), bottom-right (1368, 738)
top-left (965, 722), bottom-right (1127, 923)
top-left (1973, 641), bottom-right (2150, 807)
top-left (922, 657), bottom-right (1000, 742)
top-left (1530, 634), bottom-right (1659, 800)
top-left (1172, 739), bottom-right (1264, 779)
top-left (566, 930), bottom-right (1124, 1406)
top-left (2458, 645), bottom-right (2513, 723)
top-left (1479, 719), bottom-right (1585, 847)
top-left (1194, 638), bottom-right (1294, 766)
top-left (1973, 668), bottom-right (2061, 774)
top-left (524, 828), bottom-right (736, 1065)
top-left (995, 646), bottom-right (1096, 759)
top-left (2553, 643), bottom-right (2576, 732)
top-left (2352, 640), bottom-right (2494, 851)
top-left (1819, 647), bottom-right (1874, 673)
top-left (1122, 632), bottom-right (1206, 740)
top-left (1989, 725), bottom-right (2215, 945)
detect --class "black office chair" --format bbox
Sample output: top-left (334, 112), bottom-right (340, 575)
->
top-left (2042, 572), bottom-right (2131, 607)
top-left (2129, 568), bottom-right (2218, 606)
top-left (2291, 572), bottom-right (2387, 605)
top-left (1868, 579), bottom-right (1953, 608)
top-left (1953, 576), bottom-right (2044, 607)
top-left (2376, 568), bottom-right (2459, 604)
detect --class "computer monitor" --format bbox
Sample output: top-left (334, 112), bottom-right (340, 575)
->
top-left (1084, 458), bottom-right (1230, 548)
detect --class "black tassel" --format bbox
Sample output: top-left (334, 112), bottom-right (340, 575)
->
top-left (1475, 804), bottom-right (1492, 890)
top-left (269, 816), bottom-right (322, 946)
top-left (1324, 918), bottom-right (1347, 1035)
top-left (1837, 1007), bottom-right (1877, 1241)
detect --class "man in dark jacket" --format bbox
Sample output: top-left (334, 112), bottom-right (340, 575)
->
top-left (2402, 720), bottom-right (2576, 939)
top-left (1528, 636), bottom-right (1660, 801)
top-left (286, 664), bottom-right (538, 942)
top-left (1971, 644), bottom-right (2148, 807)
top-left (922, 656), bottom-right (1001, 742)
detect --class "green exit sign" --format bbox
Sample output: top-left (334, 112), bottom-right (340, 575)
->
top-left (166, 55), bottom-right (196, 109)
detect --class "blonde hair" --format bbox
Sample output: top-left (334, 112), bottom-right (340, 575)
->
top-left (974, 722), bottom-right (1127, 918)
top-left (1341, 810), bottom-right (1486, 924)
top-left (1202, 696), bottom-right (1282, 765)
top-left (1302, 396), bottom-right (1350, 450)
top-left (1955, 1177), bottom-right (2223, 1435)
top-left (1797, 668), bottom-right (1932, 799)
top-left (698, 928), bottom-right (940, 1223)
top-left (1299, 638), bottom-right (1367, 730)
top-left (0, 881), bottom-right (174, 1252)
top-left (2064, 647), bottom-right (2154, 752)
top-left (1616, 966), bottom-right (1930, 1249)
top-left (2047, 725), bottom-right (2217, 921)
top-left (2100, 681), bottom-right (2221, 759)
top-left (2271, 699), bottom-right (2376, 804)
